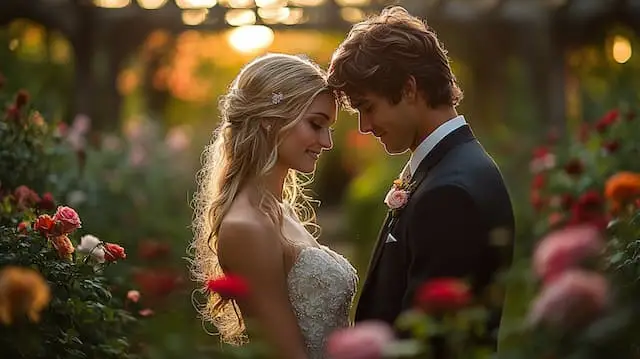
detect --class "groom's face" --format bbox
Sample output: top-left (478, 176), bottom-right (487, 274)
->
top-left (351, 92), bottom-right (415, 154)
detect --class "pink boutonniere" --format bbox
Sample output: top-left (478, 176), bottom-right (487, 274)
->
top-left (384, 178), bottom-right (416, 216)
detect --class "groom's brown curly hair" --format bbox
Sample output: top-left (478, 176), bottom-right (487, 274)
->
top-left (327, 6), bottom-right (463, 110)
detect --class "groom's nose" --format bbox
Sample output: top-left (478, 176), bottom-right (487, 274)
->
top-left (358, 113), bottom-right (373, 134)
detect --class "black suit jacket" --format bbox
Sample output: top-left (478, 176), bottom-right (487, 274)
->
top-left (354, 124), bottom-right (514, 354)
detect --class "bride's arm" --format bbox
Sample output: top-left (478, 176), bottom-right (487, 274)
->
top-left (217, 217), bottom-right (308, 359)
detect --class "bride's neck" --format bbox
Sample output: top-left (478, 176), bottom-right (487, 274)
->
top-left (262, 165), bottom-right (288, 202)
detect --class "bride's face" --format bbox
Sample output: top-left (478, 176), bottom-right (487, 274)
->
top-left (277, 92), bottom-right (337, 174)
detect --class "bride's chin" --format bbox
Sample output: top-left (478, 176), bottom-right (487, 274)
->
top-left (294, 163), bottom-right (316, 174)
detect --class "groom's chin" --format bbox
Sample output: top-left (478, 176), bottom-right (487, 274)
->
top-left (382, 143), bottom-right (409, 155)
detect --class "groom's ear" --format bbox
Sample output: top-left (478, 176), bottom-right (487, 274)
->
top-left (401, 76), bottom-right (419, 104)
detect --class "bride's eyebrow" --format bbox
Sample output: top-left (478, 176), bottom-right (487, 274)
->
top-left (306, 112), bottom-right (330, 122)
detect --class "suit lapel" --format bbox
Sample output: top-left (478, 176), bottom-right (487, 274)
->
top-left (358, 125), bottom-right (477, 309)
top-left (410, 124), bottom-right (476, 188)
top-left (363, 211), bottom-right (393, 281)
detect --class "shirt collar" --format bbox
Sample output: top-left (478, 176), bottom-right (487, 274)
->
top-left (409, 115), bottom-right (467, 176)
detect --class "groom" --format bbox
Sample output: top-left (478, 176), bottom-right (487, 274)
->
top-left (328, 5), bottom-right (515, 356)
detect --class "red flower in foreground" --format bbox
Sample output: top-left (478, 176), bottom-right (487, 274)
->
top-left (414, 278), bottom-right (471, 314)
top-left (205, 274), bottom-right (249, 300)
top-left (104, 243), bottom-right (126, 262)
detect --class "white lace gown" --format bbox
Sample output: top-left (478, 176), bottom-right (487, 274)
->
top-left (287, 245), bottom-right (358, 359)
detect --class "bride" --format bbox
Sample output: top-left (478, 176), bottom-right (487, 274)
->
top-left (190, 53), bottom-right (358, 359)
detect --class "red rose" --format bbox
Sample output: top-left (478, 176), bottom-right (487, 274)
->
top-left (567, 191), bottom-right (608, 231)
top-left (626, 110), bottom-right (635, 121)
top-left (205, 274), bottom-right (249, 300)
top-left (414, 278), bottom-right (471, 314)
top-left (531, 190), bottom-right (546, 212)
top-left (134, 269), bottom-right (183, 297)
top-left (578, 123), bottom-right (590, 143)
top-left (15, 90), bottom-right (29, 109)
top-left (138, 240), bottom-right (171, 260)
top-left (33, 214), bottom-right (55, 236)
top-left (37, 192), bottom-right (55, 211)
top-left (577, 190), bottom-right (603, 209)
top-left (532, 174), bottom-right (546, 190)
top-left (603, 141), bottom-right (620, 153)
top-left (52, 206), bottom-right (81, 234)
top-left (17, 221), bottom-right (29, 234)
top-left (5, 104), bottom-right (20, 121)
top-left (564, 159), bottom-right (584, 176)
top-left (595, 109), bottom-right (619, 133)
top-left (104, 243), bottom-right (126, 262)
top-left (560, 194), bottom-right (574, 210)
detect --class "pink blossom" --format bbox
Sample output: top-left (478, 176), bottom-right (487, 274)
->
top-left (384, 189), bottom-right (409, 210)
top-left (326, 320), bottom-right (394, 359)
top-left (52, 206), bottom-right (82, 234)
top-left (138, 308), bottom-right (154, 317)
top-left (165, 126), bottom-right (190, 152)
top-left (127, 290), bottom-right (141, 303)
top-left (533, 224), bottom-right (603, 283)
top-left (528, 270), bottom-right (608, 328)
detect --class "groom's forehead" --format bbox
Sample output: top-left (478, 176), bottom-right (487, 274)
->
top-left (348, 94), bottom-right (371, 108)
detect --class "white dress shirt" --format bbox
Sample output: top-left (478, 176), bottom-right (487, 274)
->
top-left (409, 115), bottom-right (467, 177)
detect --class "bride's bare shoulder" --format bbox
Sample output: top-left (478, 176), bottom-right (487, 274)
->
top-left (217, 198), bottom-right (282, 269)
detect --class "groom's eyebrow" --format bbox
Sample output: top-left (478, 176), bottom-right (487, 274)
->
top-left (350, 98), bottom-right (367, 109)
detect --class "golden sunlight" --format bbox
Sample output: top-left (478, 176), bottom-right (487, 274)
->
top-left (225, 9), bottom-right (257, 26)
top-left (227, 25), bottom-right (274, 53)
top-left (182, 9), bottom-right (209, 25)
top-left (175, 0), bottom-right (217, 8)
top-left (136, 0), bottom-right (168, 9)
top-left (93, 0), bottom-right (130, 8)
top-left (289, 0), bottom-right (325, 5)
top-left (612, 35), bottom-right (632, 64)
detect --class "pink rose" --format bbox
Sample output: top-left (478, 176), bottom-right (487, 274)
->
top-left (384, 189), bottom-right (409, 210)
top-left (326, 321), bottom-right (394, 359)
top-left (127, 290), bottom-right (141, 303)
top-left (533, 224), bottom-right (603, 283)
top-left (52, 206), bottom-right (81, 234)
top-left (528, 270), bottom-right (608, 329)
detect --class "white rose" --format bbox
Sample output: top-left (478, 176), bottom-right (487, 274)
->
top-left (77, 234), bottom-right (106, 263)
top-left (384, 189), bottom-right (409, 210)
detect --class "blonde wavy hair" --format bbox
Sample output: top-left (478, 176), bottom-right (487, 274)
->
top-left (189, 53), bottom-right (331, 345)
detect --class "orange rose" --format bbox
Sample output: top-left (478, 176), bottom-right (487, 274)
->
top-left (51, 235), bottom-right (75, 260)
top-left (33, 215), bottom-right (55, 236)
top-left (604, 172), bottom-right (640, 213)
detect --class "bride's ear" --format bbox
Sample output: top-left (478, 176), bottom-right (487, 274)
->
top-left (261, 119), bottom-right (275, 132)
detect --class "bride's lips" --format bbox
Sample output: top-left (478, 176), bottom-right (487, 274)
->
top-left (306, 150), bottom-right (320, 160)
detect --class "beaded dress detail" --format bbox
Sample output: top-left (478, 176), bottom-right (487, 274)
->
top-left (287, 245), bottom-right (358, 358)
